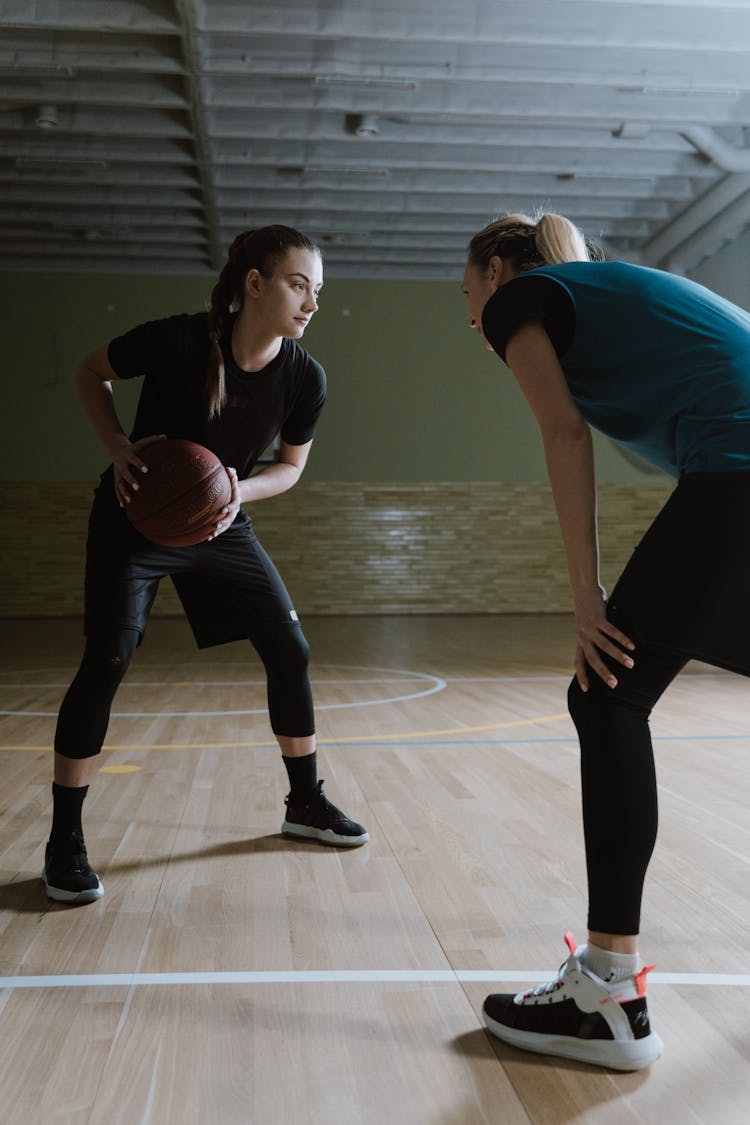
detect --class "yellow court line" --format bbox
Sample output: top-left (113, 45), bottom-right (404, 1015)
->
top-left (0, 712), bottom-right (569, 752)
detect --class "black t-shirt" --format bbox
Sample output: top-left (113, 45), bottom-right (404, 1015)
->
top-left (481, 273), bottom-right (575, 363)
top-left (107, 311), bottom-right (326, 478)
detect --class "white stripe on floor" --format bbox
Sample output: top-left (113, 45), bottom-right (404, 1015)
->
top-left (1, 969), bottom-right (748, 990)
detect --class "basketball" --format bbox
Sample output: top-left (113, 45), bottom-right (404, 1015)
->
top-left (125, 439), bottom-right (232, 547)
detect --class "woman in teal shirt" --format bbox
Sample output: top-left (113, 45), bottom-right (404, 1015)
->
top-left (462, 211), bottom-right (750, 1070)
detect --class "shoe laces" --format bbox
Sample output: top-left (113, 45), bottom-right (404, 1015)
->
top-left (48, 830), bottom-right (91, 874)
top-left (285, 779), bottom-right (328, 811)
top-left (309, 780), bottom-right (338, 816)
top-left (522, 955), bottom-right (575, 1000)
top-left (311, 779), bottom-right (331, 808)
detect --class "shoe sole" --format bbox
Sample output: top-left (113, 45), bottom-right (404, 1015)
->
top-left (42, 872), bottom-right (104, 904)
top-left (281, 821), bottom-right (369, 847)
top-left (483, 1009), bottom-right (663, 1071)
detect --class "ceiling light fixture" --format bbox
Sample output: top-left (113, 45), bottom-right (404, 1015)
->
top-left (35, 104), bottom-right (60, 129)
top-left (352, 113), bottom-right (380, 138)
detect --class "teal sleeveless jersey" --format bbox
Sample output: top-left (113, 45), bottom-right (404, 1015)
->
top-left (481, 261), bottom-right (750, 476)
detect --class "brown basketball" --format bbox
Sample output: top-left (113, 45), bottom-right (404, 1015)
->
top-left (125, 439), bottom-right (232, 547)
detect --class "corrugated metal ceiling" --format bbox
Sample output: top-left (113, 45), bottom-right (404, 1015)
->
top-left (2, 0), bottom-right (750, 277)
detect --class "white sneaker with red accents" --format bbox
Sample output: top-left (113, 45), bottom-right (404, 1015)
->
top-left (483, 932), bottom-right (663, 1070)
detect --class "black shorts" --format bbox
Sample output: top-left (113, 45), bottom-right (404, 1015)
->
top-left (83, 479), bottom-right (299, 649)
top-left (607, 470), bottom-right (750, 676)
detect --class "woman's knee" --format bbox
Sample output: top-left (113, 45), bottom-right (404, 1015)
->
top-left (81, 629), bottom-right (139, 692)
top-left (54, 628), bottom-right (139, 759)
top-left (251, 622), bottom-right (311, 678)
top-left (567, 671), bottom-right (654, 735)
top-left (284, 626), bottom-right (311, 673)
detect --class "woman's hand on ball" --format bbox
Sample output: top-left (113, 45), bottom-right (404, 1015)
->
top-left (112, 434), bottom-right (166, 508)
top-left (208, 467), bottom-right (241, 539)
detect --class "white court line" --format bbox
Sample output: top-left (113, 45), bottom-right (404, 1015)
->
top-left (0, 678), bottom-right (436, 689)
top-left (0, 664), bottom-right (447, 718)
top-left (1, 969), bottom-right (748, 990)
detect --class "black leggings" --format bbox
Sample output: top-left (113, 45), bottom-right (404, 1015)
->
top-left (54, 620), bottom-right (314, 760)
top-left (567, 471), bottom-right (750, 935)
top-left (568, 645), bottom-right (686, 935)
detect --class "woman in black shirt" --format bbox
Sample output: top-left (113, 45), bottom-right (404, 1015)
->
top-left (45, 225), bottom-right (368, 905)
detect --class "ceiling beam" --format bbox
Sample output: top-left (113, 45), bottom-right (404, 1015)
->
top-left (174, 0), bottom-right (223, 269)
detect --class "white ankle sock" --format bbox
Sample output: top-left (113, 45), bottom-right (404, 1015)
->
top-left (580, 941), bottom-right (642, 983)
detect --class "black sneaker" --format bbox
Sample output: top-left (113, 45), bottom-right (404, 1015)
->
top-left (282, 780), bottom-right (368, 847)
top-left (43, 831), bottom-right (104, 904)
top-left (483, 932), bottom-right (663, 1071)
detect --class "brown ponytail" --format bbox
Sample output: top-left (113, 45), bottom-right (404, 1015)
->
top-left (204, 225), bottom-right (321, 421)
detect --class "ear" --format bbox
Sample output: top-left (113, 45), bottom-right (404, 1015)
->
top-left (244, 268), bottom-right (263, 300)
top-left (487, 255), bottom-right (508, 292)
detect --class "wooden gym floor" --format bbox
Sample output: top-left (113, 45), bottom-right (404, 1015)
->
top-left (0, 614), bottom-right (748, 1124)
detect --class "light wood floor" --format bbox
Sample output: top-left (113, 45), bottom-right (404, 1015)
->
top-left (0, 615), bottom-right (748, 1124)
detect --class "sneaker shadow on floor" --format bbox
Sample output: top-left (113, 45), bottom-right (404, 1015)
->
top-left (104, 831), bottom-right (358, 877)
top-left (0, 877), bottom-right (56, 914)
top-left (1, 834), bottom-right (357, 914)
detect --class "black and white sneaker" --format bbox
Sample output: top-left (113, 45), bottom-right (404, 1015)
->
top-left (483, 932), bottom-right (662, 1071)
top-left (282, 780), bottom-right (368, 847)
top-left (43, 831), bottom-right (104, 904)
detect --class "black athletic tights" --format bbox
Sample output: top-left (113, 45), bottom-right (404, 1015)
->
top-left (54, 620), bottom-right (315, 760)
top-left (565, 471), bottom-right (750, 936)
top-left (567, 642), bottom-right (687, 936)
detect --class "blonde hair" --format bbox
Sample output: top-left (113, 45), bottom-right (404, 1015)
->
top-left (467, 210), bottom-right (591, 274)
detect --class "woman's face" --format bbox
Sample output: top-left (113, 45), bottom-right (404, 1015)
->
top-left (246, 247), bottom-right (324, 339)
top-left (462, 259), bottom-right (498, 351)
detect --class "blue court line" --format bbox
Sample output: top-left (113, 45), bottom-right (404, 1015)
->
top-left (318, 735), bottom-right (750, 746)
top-left (1, 736), bottom-right (748, 754)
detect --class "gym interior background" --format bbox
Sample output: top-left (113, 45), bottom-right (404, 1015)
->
top-left (1, 227), bottom-right (749, 621)
top-left (3, 0), bottom-right (750, 624)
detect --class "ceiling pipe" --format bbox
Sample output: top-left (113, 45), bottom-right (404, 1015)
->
top-left (681, 126), bottom-right (750, 172)
top-left (668, 190), bottom-right (750, 274)
top-left (642, 172), bottom-right (750, 266)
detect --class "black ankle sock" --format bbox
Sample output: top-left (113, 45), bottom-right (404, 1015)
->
top-left (50, 782), bottom-right (88, 843)
top-left (282, 752), bottom-right (317, 803)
